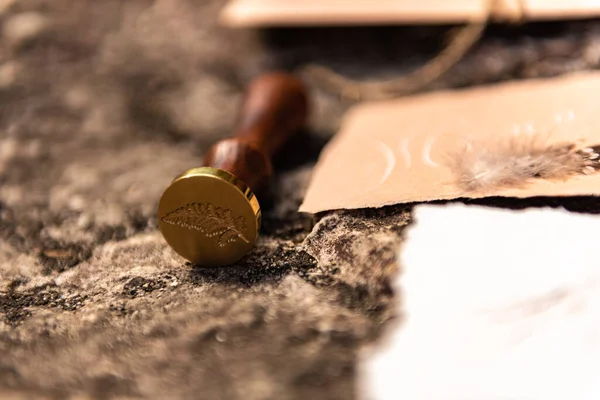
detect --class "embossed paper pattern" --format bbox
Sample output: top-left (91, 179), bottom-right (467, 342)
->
top-left (300, 71), bottom-right (600, 213)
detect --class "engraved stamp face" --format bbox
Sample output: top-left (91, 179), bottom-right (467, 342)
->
top-left (160, 202), bottom-right (250, 247)
top-left (157, 168), bottom-right (260, 266)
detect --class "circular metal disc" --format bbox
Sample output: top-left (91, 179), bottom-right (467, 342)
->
top-left (157, 167), bottom-right (261, 267)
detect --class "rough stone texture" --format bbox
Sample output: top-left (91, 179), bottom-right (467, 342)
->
top-left (1, 0), bottom-right (600, 398)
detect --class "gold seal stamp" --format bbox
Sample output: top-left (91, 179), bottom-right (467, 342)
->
top-left (157, 72), bottom-right (309, 267)
top-left (158, 167), bottom-right (261, 267)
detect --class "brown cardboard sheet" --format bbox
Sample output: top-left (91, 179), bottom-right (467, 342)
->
top-left (299, 71), bottom-right (600, 213)
top-left (220, 0), bottom-right (600, 27)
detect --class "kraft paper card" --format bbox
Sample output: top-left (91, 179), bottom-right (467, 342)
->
top-left (220, 0), bottom-right (600, 27)
top-left (359, 204), bottom-right (600, 400)
top-left (299, 71), bottom-right (600, 214)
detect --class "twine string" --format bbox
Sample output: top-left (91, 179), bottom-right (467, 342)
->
top-left (299, 0), bottom-right (525, 102)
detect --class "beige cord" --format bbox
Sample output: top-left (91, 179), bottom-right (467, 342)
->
top-left (299, 0), bottom-right (525, 102)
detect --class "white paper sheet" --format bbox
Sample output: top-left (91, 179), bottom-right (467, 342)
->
top-left (359, 204), bottom-right (600, 400)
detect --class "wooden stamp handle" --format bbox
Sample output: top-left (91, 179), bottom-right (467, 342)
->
top-left (203, 72), bottom-right (309, 195)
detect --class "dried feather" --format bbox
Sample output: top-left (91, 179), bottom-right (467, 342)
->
top-left (447, 133), bottom-right (600, 193)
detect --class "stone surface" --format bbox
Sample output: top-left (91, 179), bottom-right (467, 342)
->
top-left (1, 0), bottom-right (600, 398)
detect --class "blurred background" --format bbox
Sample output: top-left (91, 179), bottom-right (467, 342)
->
top-left (2, 1), bottom-right (600, 399)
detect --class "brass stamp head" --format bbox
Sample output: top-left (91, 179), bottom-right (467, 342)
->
top-left (158, 167), bottom-right (261, 267)
top-left (158, 72), bottom-right (308, 267)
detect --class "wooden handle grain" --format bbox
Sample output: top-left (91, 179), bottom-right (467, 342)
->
top-left (203, 72), bottom-right (309, 195)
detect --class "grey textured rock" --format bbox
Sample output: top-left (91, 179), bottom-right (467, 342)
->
top-left (2, 0), bottom-right (600, 398)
